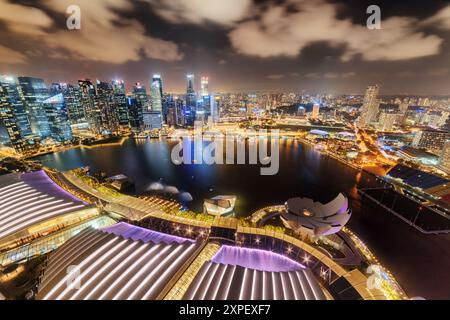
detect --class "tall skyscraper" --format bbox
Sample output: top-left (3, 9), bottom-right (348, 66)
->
top-left (358, 85), bottom-right (380, 128)
top-left (174, 97), bottom-right (184, 126)
top-left (127, 96), bottom-right (143, 131)
top-left (111, 80), bottom-right (129, 128)
top-left (78, 79), bottom-right (102, 133)
top-left (311, 104), bottom-right (320, 119)
top-left (18, 77), bottom-right (51, 138)
top-left (211, 95), bottom-right (220, 123)
top-left (52, 83), bottom-right (85, 124)
top-left (201, 76), bottom-right (209, 97)
top-left (0, 85), bottom-right (26, 152)
top-left (185, 74), bottom-right (196, 126)
top-left (0, 75), bottom-right (32, 138)
top-left (132, 82), bottom-right (149, 111)
top-left (96, 80), bottom-right (119, 133)
top-left (42, 93), bottom-right (73, 142)
top-left (150, 75), bottom-right (163, 113)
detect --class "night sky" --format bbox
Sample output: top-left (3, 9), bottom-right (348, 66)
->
top-left (0, 0), bottom-right (449, 94)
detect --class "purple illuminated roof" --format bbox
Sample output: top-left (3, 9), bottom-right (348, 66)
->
top-left (103, 222), bottom-right (194, 244)
top-left (20, 170), bottom-right (87, 205)
top-left (211, 245), bottom-right (304, 272)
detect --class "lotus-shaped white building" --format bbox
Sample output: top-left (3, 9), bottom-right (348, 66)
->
top-left (281, 193), bottom-right (351, 236)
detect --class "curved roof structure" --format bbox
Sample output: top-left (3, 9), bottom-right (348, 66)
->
top-left (211, 245), bottom-right (304, 272)
top-left (37, 223), bottom-right (199, 300)
top-left (387, 164), bottom-right (449, 190)
top-left (281, 193), bottom-right (351, 236)
top-left (0, 170), bottom-right (93, 247)
top-left (103, 222), bottom-right (194, 244)
top-left (183, 261), bottom-right (325, 300)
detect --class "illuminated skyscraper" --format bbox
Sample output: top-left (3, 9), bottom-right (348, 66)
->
top-left (127, 96), bottom-right (144, 131)
top-left (96, 80), bottom-right (119, 133)
top-left (18, 77), bottom-right (51, 138)
top-left (358, 85), bottom-right (380, 128)
top-left (132, 82), bottom-right (149, 111)
top-left (201, 76), bottom-right (209, 97)
top-left (78, 79), bottom-right (102, 133)
top-left (42, 93), bottom-right (72, 142)
top-left (0, 85), bottom-right (26, 151)
top-left (187, 74), bottom-right (195, 95)
top-left (185, 74), bottom-right (196, 126)
top-left (151, 75), bottom-right (163, 112)
top-left (51, 83), bottom-right (85, 124)
top-left (111, 80), bottom-right (129, 128)
top-left (211, 94), bottom-right (220, 123)
top-left (0, 75), bottom-right (32, 138)
top-left (311, 104), bottom-right (320, 119)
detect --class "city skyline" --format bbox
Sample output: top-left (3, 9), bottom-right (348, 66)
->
top-left (0, 0), bottom-right (450, 94)
top-left (1, 0), bottom-right (450, 304)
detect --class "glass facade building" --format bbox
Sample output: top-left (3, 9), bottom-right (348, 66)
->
top-left (18, 77), bottom-right (51, 138)
top-left (43, 93), bottom-right (73, 142)
top-left (0, 76), bottom-right (32, 138)
top-left (112, 80), bottom-right (129, 127)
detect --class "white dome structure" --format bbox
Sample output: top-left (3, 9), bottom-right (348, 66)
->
top-left (281, 193), bottom-right (351, 236)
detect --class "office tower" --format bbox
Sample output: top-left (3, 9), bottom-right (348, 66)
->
top-left (132, 82), bottom-right (149, 111)
top-left (206, 94), bottom-right (219, 124)
top-left (202, 94), bottom-right (211, 122)
top-left (152, 75), bottom-right (163, 100)
top-left (127, 97), bottom-right (144, 131)
top-left (111, 80), bottom-right (129, 128)
top-left (358, 85), bottom-right (380, 128)
top-left (201, 76), bottom-right (209, 97)
top-left (150, 75), bottom-right (165, 126)
top-left (78, 79), bottom-right (102, 133)
top-left (377, 111), bottom-right (397, 132)
top-left (174, 97), bottom-right (184, 126)
top-left (151, 75), bottom-right (163, 113)
top-left (311, 104), bottom-right (320, 119)
top-left (163, 95), bottom-right (177, 126)
top-left (439, 140), bottom-right (450, 174)
top-left (17, 77), bottom-right (51, 138)
top-left (96, 80), bottom-right (119, 133)
top-left (0, 75), bottom-right (32, 138)
top-left (185, 74), bottom-right (196, 126)
top-left (412, 130), bottom-right (450, 155)
top-left (0, 85), bottom-right (26, 152)
top-left (195, 98), bottom-right (206, 122)
top-left (52, 83), bottom-right (85, 124)
top-left (42, 93), bottom-right (72, 142)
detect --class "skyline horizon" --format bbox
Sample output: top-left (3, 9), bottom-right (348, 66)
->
top-left (2, 71), bottom-right (450, 97)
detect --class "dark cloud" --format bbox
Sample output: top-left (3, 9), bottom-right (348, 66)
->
top-left (0, 0), bottom-right (449, 94)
